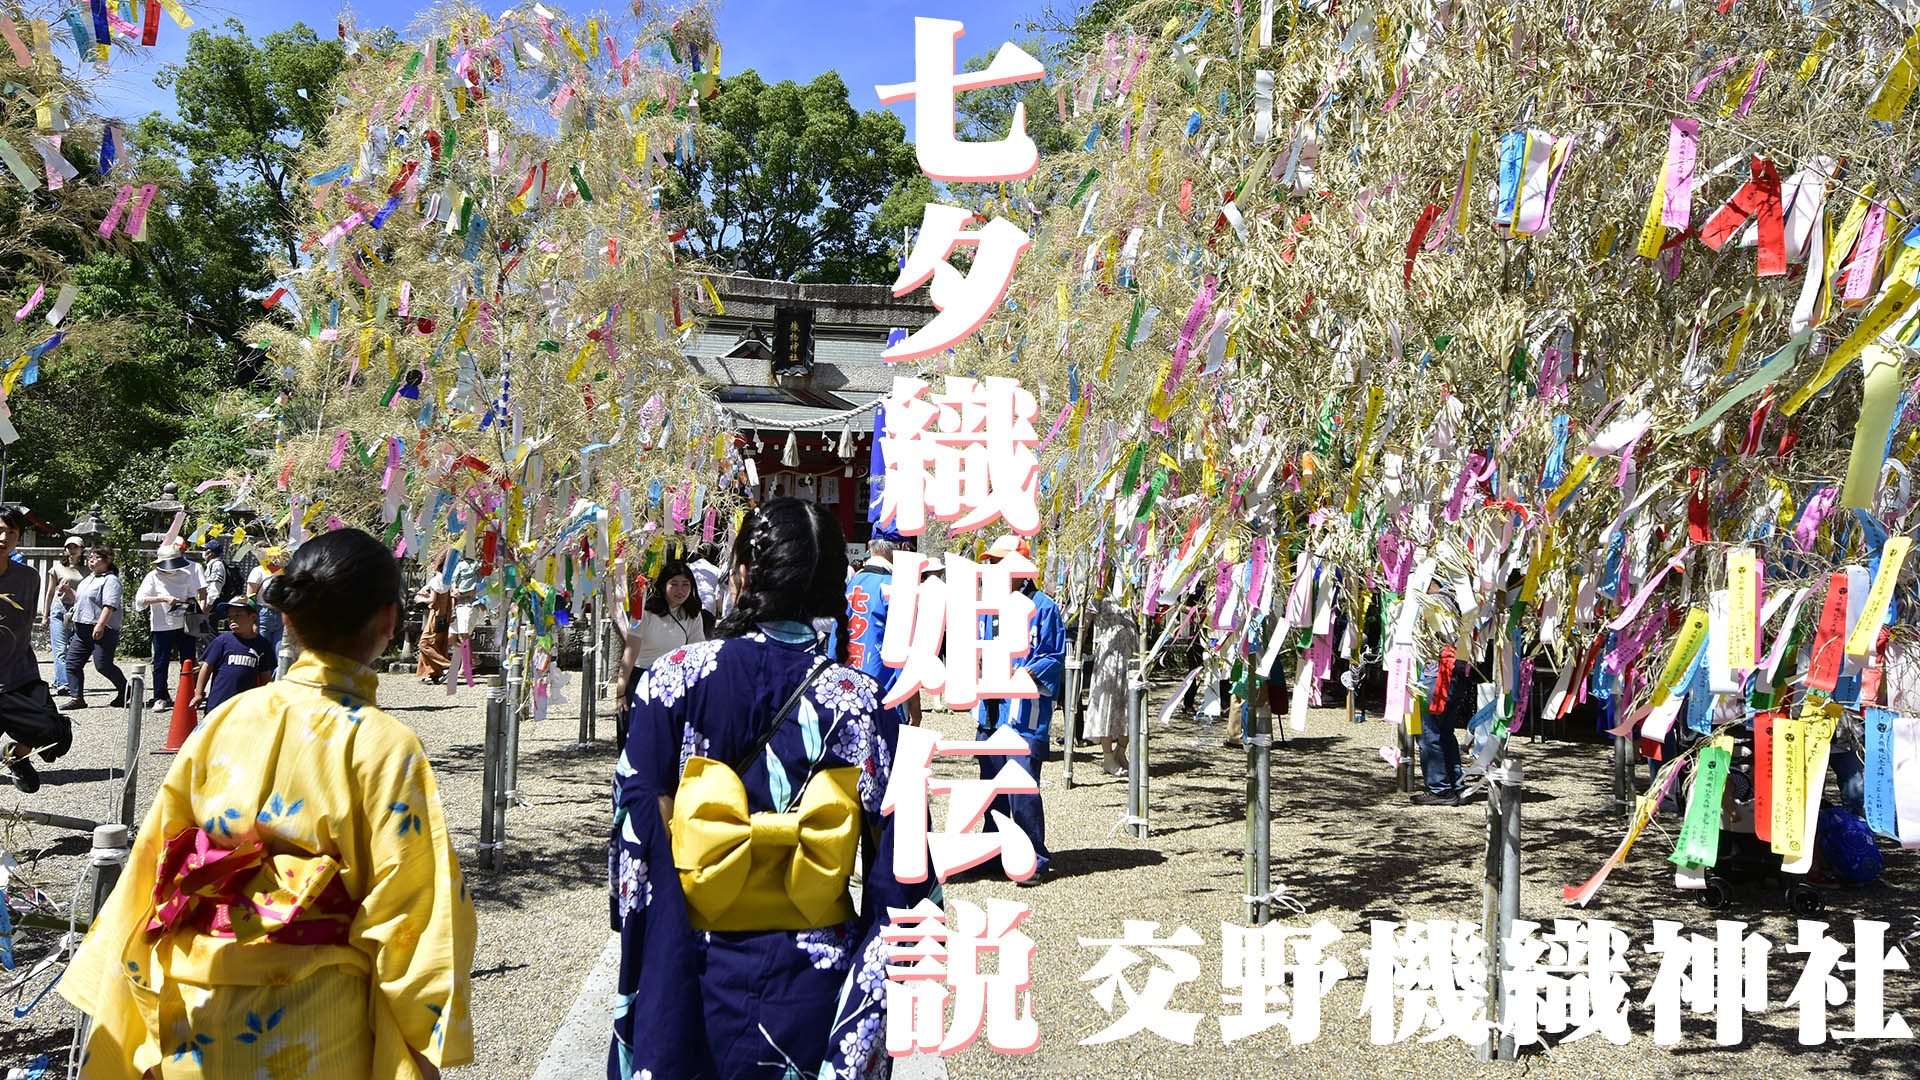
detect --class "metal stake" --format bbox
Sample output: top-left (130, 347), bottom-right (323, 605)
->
top-left (479, 676), bottom-right (505, 871)
top-left (1478, 754), bottom-right (1524, 1062)
top-left (118, 666), bottom-right (146, 829)
top-left (1126, 661), bottom-right (1148, 839)
top-left (1062, 616), bottom-right (1089, 788)
top-left (1253, 698), bottom-right (1273, 925)
top-left (578, 597), bottom-right (597, 745)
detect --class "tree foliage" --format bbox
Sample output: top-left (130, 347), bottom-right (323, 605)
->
top-left (662, 70), bottom-right (927, 283)
top-left (6, 255), bottom-right (264, 536)
top-left (133, 20), bottom-right (344, 342)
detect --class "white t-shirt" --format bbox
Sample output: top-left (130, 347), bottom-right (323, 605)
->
top-left (135, 565), bottom-right (206, 632)
top-left (247, 565), bottom-right (270, 594)
top-left (626, 609), bottom-right (706, 673)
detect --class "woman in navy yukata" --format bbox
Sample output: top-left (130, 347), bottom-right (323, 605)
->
top-left (610, 497), bottom-right (928, 1079)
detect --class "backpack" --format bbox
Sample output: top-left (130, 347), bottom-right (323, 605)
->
top-left (210, 558), bottom-right (243, 606)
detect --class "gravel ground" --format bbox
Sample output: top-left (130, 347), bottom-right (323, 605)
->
top-left (2, 652), bottom-right (1915, 1079)
top-left (0, 654), bottom-right (617, 1079)
top-left (914, 689), bottom-right (1920, 1079)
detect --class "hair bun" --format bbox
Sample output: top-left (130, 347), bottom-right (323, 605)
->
top-left (260, 573), bottom-right (306, 613)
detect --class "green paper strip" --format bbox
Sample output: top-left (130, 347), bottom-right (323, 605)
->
top-left (1676, 330), bottom-right (1810, 436)
top-left (0, 137), bottom-right (40, 191)
top-left (1125, 296), bottom-right (1145, 347)
top-left (571, 162), bottom-right (594, 202)
top-left (1136, 468), bottom-right (1166, 521)
top-left (1069, 167), bottom-right (1099, 207)
top-left (1670, 735), bottom-right (1733, 868)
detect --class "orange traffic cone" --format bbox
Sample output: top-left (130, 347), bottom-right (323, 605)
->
top-left (162, 659), bottom-right (198, 753)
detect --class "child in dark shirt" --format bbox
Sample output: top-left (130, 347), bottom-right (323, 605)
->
top-left (191, 599), bottom-right (274, 716)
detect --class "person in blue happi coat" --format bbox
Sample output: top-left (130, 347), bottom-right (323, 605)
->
top-left (974, 534), bottom-right (1066, 881)
top-left (844, 530), bottom-right (923, 730)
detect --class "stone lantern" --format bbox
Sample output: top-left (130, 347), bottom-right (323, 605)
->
top-left (137, 483), bottom-right (185, 545)
top-left (66, 503), bottom-right (108, 542)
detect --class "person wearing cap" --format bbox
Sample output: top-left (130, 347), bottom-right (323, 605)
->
top-left (190, 598), bottom-right (275, 716)
top-left (201, 536), bottom-right (240, 632)
top-left (133, 542), bottom-right (207, 709)
top-left (38, 536), bottom-right (85, 696)
top-left (975, 534), bottom-right (1065, 881)
top-left (845, 532), bottom-right (921, 728)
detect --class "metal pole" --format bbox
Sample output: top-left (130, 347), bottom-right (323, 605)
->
top-left (1498, 760), bottom-right (1522, 1061)
top-left (71, 821), bottom-right (130, 1065)
top-left (118, 666), bottom-right (146, 829)
top-left (1067, 626), bottom-right (1082, 787)
top-left (578, 596), bottom-right (596, 745)
top-left (86, 823), bottom-right (129, 923)
top-left (1243, 694), bottom-right (1257, 923)
top-left (505, 640), bottom-right (524, 808)
top-left (1478, 753), bottom-right (1524, 1062)
top-left (1612, 733), bottom-right (1632, 816)
top-left (1398, 721), bottom-right (1417, 794)
top-left (1254, 697), bottom-right (1273, 925)
top-left (1127, 661), bottom-right (1148, 839)
top-left (479, 676), bottom-right (504, 871)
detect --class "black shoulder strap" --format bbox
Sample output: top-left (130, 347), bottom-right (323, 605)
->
top-left (732, 657), bottom-right (832, 775)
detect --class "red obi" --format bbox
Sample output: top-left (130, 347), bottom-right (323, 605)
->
top-left (147, 828), bottom-right (356, 947)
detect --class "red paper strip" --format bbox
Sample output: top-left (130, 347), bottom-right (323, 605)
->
top-left (141, 0), bottom-right (158, 46)
top-left (1698, 157), bottom-right (1786, 276)
top-left (1804, 572), bottom-right (1851, 692)
top-left (1753, 711), bottom-right (1779, 842)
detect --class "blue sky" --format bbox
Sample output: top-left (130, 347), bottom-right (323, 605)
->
top-left (96, 0), bottom-right (1056, 136)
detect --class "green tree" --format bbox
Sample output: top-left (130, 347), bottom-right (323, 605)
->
top-left (664, 70), bottom-right (927, 283)
top-left (5, 255), bottom-right (265, 534)
top-left (133, 20), bottom-right (344, 341)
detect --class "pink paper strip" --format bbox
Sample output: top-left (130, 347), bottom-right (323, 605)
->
top-left (1039, 403), bottom-right (1072, 451)
top-left (124, 184), bottom-right (159, 238)
top-left (1660, 119), bottom-right (1698, 228)
top-left (13, 284), bottom-right (43, 321)
top-left (1687, 55), bottom-right (1741, 101)
top-left (97, 184), bottom-right (134, 238)
top-left (1604, 547), bottom-right (1693, 631)
top-left (327, 430), bottom-right (350, 469)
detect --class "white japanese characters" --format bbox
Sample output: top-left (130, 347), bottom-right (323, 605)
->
top-left (874, 19), bottom-right (1045, 361)
top-left (876, 374), bottom-right (1043, 539)
top-left (882, 725), bottom-right (1039, 884)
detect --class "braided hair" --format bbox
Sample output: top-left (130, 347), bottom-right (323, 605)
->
top-left (713, 497), bottom-right (850, 663)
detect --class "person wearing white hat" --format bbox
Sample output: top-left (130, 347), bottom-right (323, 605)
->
top-left (133, 543), bottom-right (207, 709)
top-left (38, 536), bottom-right (85, 696)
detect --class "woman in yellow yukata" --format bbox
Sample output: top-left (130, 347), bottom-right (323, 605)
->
top-left (60, 528), bottom-right (477, 1079)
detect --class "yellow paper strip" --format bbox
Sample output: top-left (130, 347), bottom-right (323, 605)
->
top-left (1634, 162), bottom-right (1670, 259)
top-left (1841, 345), bottom-right (1906, 508)
top-left (1726, 549), bottom-right (1758, 668)
top-left (1847, 535), bottom-right (1912, 657)
top-left (1782, 281), bottom-right (1920, 415)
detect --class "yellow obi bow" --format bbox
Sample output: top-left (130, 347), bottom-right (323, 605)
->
top-left (669, 758), bottom-right (861, 931)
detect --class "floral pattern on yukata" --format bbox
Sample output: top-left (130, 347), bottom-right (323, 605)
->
top-left (609, 629), bottom-right (928, 1080)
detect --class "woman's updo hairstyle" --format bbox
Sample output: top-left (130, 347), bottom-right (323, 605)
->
top-left (714, 497), bottom-right (850, 662)
top-left (260, 528), bottom-right (405, 655)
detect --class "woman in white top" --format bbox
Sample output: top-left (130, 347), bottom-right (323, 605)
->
top-left (612, 559), bottom-right (705, 745)
top-left (39, 537), bottom-right (85, 696)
